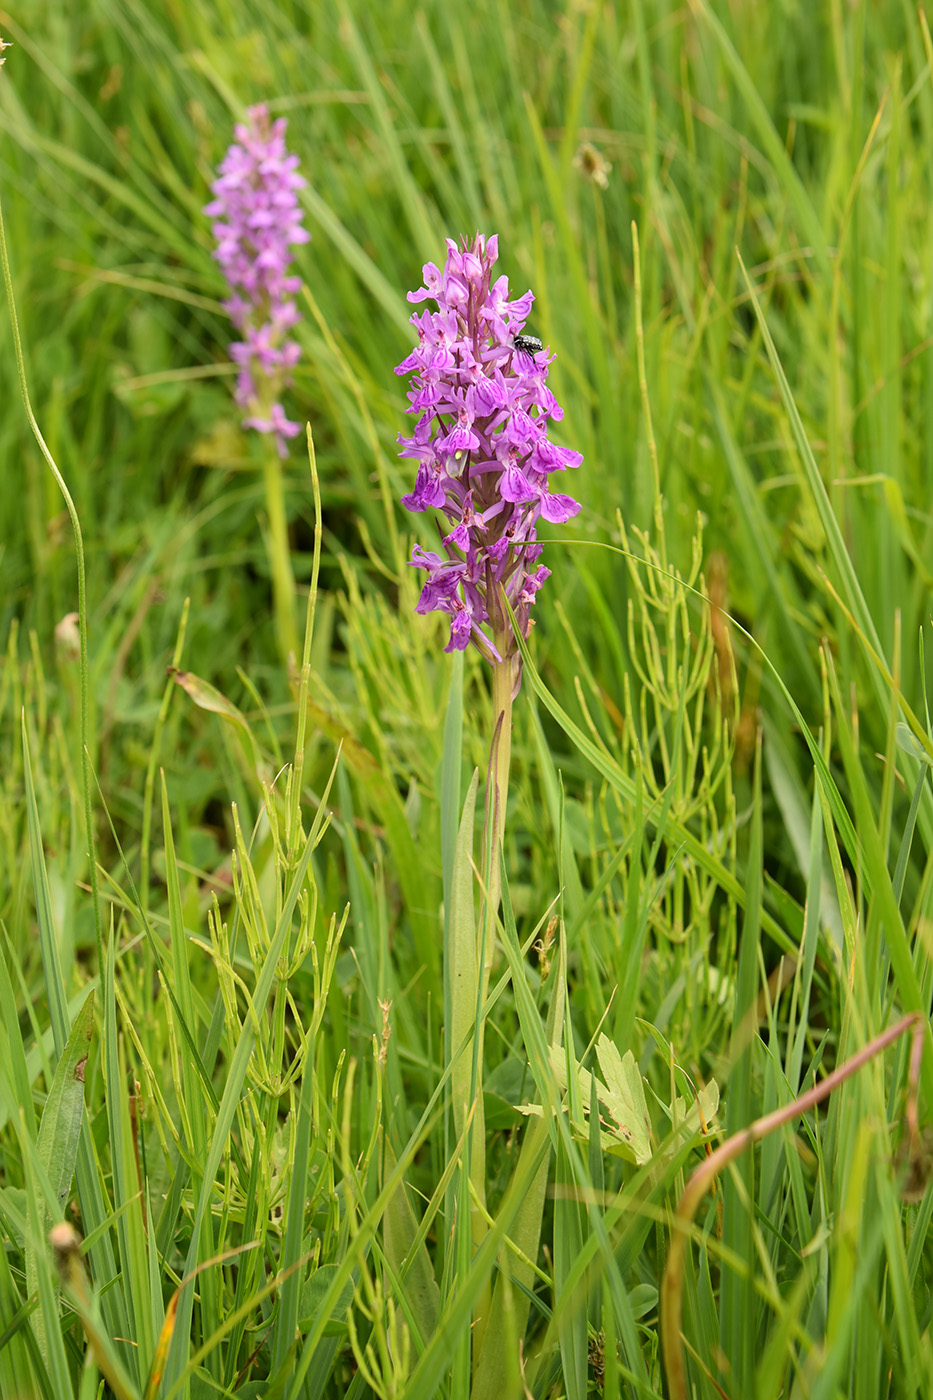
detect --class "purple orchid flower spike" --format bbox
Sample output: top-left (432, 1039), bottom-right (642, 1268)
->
top-left (405, 241), bottom-right (584, 1259)
top-left (205, 104), bottom-right (309, 456)
top-left (396, 233), bottom-right (582, 692)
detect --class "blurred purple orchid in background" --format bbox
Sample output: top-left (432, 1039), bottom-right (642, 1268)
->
top-left (205, 104), bottom-right (309, 456)
top-left (396, 234), bottom-right (581, 679)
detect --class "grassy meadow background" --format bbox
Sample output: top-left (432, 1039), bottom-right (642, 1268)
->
top-left (2, 1), bottom-right (933, 1396)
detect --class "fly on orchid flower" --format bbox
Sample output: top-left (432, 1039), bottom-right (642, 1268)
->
top-left (396, 233), bottom-right (582, 683)
top-left (512, 332), bottom-right (544, 362)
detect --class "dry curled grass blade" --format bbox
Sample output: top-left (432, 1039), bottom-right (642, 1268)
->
top-left (661, 1013), bottom-right (925, 1400)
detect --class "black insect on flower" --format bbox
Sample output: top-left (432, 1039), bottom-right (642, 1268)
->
top-left (512, 332), bottom-right (544, 362)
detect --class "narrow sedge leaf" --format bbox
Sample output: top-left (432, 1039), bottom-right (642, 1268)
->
top-left (824, 653), bottom-right (933, 1105)
top-left (52, 1223), bottom-right (141, 1400)
top-left (144, 1288), bottom-right (180, 1400)
top-left (26, 990), bottom-right (95, 1368)
top-left (101, 924), bottom-right (144, 1384)
top-left (736, 253), bottom-right (892, 685)
top-left (23, 718), bottom-right (70, 1055)
top-left (471, 934), bottom-right (566, 1400)
top-left (696, 3), bottom-right (830, 273)
top-left (22, 1129), bottom-right (72, 1394)
top-left (508, 617), bottom-right (794, 952)
top-left (787, 784), bottom-right (826, 1092)
top-left (161, 774), bottom-right (205, 1150)
top-left (156, 784), bottom-right (218, 1380)
top-left (719, 737), bottom-right (763, 1398)
top-left (112, 1019), bottom-right (156, 1378)
top-left (22, 996), bottom-right (92, 1388)
top-left (0, 1233), bottom-right (35, 1399)
top-left (499, 869), bottom-right (650, 1388)
top-left (162, 796), bottom-right (328, 1395)
top-left (587, 1066), bottom-right (605, 1334)
top-left (0, 927), bottom-right (37, 1139)
top-left (555, 1134), bottom-right (588, 1400)
top-left (272, 1059), bottom-right (316, 1374)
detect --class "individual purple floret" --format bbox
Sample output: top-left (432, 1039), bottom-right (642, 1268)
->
top-left (396, 234), bottom-right (581, 672)
top-left (205, 104), bottom-right (309, 456)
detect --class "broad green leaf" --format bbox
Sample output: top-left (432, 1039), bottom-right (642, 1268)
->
top-left (35, 991), bottom-right (94, 1226)
top-left (298, 1265), bottom-right (355, 1337)
top-left (895, 722), bottom-right (932, 768)
top-left (382, 1137), bottom-right (440, 1348)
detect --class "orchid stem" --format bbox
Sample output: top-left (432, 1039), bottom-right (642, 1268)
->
top-left (485, 653), bottom-right (514, 989)
top-left (470, 646), bottom-right (513, 1367)
top-left (261, 441), bottom-right (299, 666)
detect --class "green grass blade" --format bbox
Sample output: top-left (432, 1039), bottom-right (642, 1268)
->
top-left (161, 792), bottom-right (329, 1394)
top-left (271, 1056), bottom-right (316, 1375)
top-left (0, 929), bottom-right (37, 1139)
top-left (382, 1135), bottom-right (440, 1350)
top-left (718, 740), bottom-right (763, 1396)
top-left (22, 717), bottom-right (70, 1056)
top-left (554, 1135), bottom-right (588, 1400)
top-left (511, 619), bottom-right (791, 951)
top-left (693, 0), bottom-right (830, 275)
top-left (102, 929), bottom-right (155, 1386)
top-left (24, 989), bottom-right (94, 1373)
top-left (736, 252), bottom-right (881, 660)
top-left (22, 719), bottom-right (129, 1354)
top-left (19, 1123), bottom-right (74, 1398)
top-left (471, 935), bottom-right (566, 1400)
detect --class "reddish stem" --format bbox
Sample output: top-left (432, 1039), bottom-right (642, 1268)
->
top-left (660, 1012), bottom-right (924, 1400)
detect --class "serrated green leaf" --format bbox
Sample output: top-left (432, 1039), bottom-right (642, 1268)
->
top-left (519, 1035), bottom-right (652, 1165)
top-left (593, 1036), bottom-right (652, 1163)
